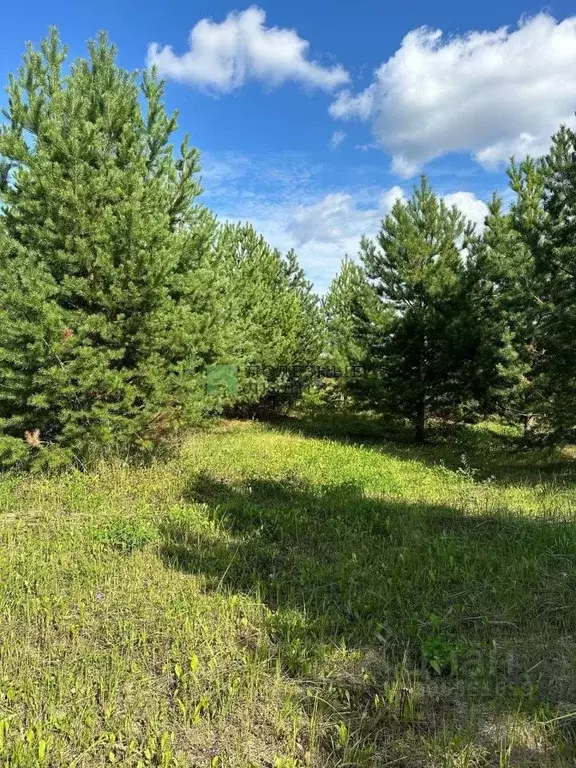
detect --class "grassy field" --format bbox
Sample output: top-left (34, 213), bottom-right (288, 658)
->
top-left (0, 417), bottom-right (576, 766)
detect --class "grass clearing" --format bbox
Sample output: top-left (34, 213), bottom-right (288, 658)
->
top-left (0, 417), bottom-right (575, 766)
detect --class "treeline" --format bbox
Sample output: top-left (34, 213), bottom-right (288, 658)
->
top-left (0, 31), bottom-right (322, 468)
top-left (0, 30), bottom-right (575, 468)
top-left (323, 148), bottom-right (576, 443)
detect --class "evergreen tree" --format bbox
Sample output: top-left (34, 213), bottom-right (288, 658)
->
top-left (467, 190), bottom-right (542, 433)
top-left (216, 223), bottom-right (321, 414)
top-left (324, 257), bottom-right (370, 372)
top-left (0, 29), bottom-right (219, 467)
top-left (282, 248), bottom-right (324, 400)
top-left (538, 125), bottom-right (576, 435)
top-left (360, 176), bottom-right (474, 442)
top-left (467, 134), bottom-right (576, 439)
top-left (322, 256), bottom-right (392, 405)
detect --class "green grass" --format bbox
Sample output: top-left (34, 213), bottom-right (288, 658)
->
top-left (0, 417), bottom-right (576, 766)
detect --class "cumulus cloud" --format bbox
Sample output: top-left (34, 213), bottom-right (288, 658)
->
top-left (201, 151), bottom-right (488, 292)
top-left (329, 14), bottom-right (576, 175)
top-left (287, 186), bottom-right (404, 246)
top-left (444, 191), bottom-right (489, 230)
top-left (287, 185), bottom-right (487, 248)
top-left (379, 185), bottom-right (405, 213)
top-left (330, 130), bottom-right (346, 149)
top-left (148, 6), bottom-right (349, 93)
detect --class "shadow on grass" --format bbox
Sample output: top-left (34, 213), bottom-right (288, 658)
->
top-left (160, 470), bottom-right (576, 689)
top-left (158, 469), bottom-right (576, 761)
top-left (272, 411), bottom-right (576, 488)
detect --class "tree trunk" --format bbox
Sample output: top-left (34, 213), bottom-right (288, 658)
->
top-left (522, 413), bottom-right (534, 440)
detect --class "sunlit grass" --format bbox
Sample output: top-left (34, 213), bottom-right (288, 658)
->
top-left (0, 418), bottom-right (575, 766)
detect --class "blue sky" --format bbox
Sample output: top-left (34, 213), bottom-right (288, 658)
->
top-left (2, 0), bottom-right (576, 291)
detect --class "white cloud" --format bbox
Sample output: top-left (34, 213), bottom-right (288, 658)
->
top-left (330, 14), bottom-right (576, 175)
top-left (287, 186), bottom-right (404, 247)
top-left (355, 142), bottom-right (378, 152)
top-left (330, 130), bottom-right (346, 149)
top-left (288, 193), bottom-right (362, 245)
top-left (330, 88), bottom-right (374, 121)
top-left (379, 185), bottom-right (405, 212)
top-left (286, 185), bottom-right (487, 249)
top-left (148, 6), bottom-right (349, 93)
top-left (444, 191), bottom-right (489, 230)
top-left (201, 152), bottom-right (488, 292)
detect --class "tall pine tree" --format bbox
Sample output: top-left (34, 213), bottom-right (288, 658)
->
top-left (538, 125), bottom-right (576, 436)
top-left (0, 29), bottom-right (220, 467)
top-left (216, 222), bottom-right (321, 414)
top-left (360, 177), bottom-right (474, 442)
top-left (467, 189), bottom-right (542, 433)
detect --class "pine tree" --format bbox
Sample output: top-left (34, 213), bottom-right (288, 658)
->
top-left (0, 29), bottom-right (219, 467)
top-left (467, 191), bottom-right (542, 433)
top-left (322, 256), bottom-right (392, 405)
top-left (282, 248), bottom-right (324, 401)
top-left (538, 125), bottom-right (576, 436)
top-left (360, 176), bottom-right (474, 442)
top-left (216, 223), bottom-right (321, 414)
top-left (325, 257), bottom-right (370, 372)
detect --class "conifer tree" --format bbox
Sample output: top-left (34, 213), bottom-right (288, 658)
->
top-left (282, 248), bottom-right (324, 400)
top-left (216, 223), bottom-right (321, 413)
top-left (324, 257), bottom-right (371, 372)
top-left (466, 191), bottom-right (542, 433)
top-left (323, 256), bottom-right (392, 405)
top-left (468, 134), bottom-right (576, 438)
top-left (0, 29), bottom-right (219, 466)
top-left (360, 176), bottom-right (474, 442)
top-left (538, 125), bottom-right (576, 435)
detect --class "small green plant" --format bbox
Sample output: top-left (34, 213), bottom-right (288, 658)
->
top-left (90, 517), bottom-right (158, 552)
top-left (273, 757), bottom-right (304, 768)
top-left (266, 610), bottom-right (319, 676)
top-left (421, 634), bottom-right (465, 677)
